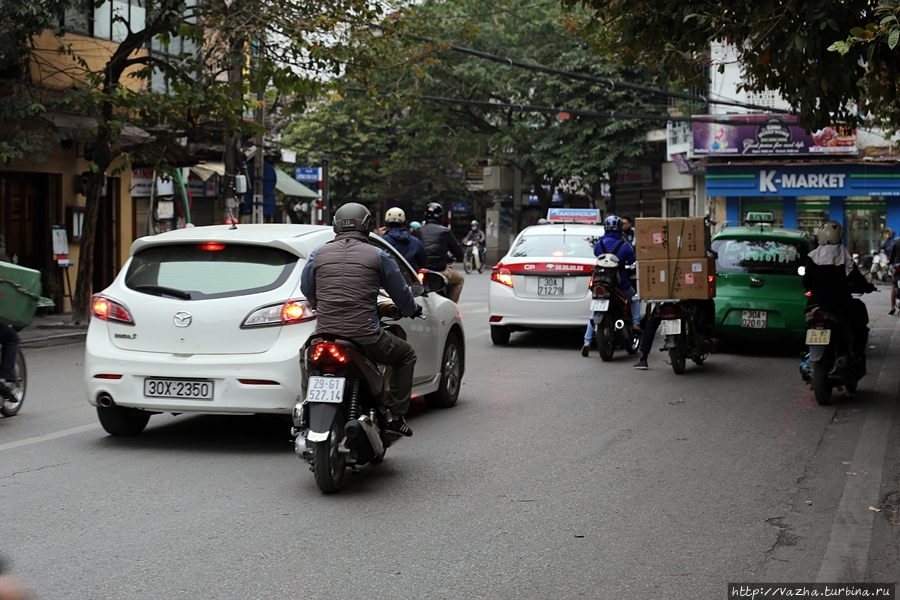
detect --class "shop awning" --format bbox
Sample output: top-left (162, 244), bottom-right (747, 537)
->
top-left (273, 167), bottom-right (319, 198)
top-left (190, 162), bottom-right (225, 181)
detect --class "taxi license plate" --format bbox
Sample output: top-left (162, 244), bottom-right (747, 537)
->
top-left (806, 329), bottom-right (831, 345)
top-left (144, 378), bottom-right (213, 400)
top-left (741, 310), bottom-right (767, 329)
top-left (538, 278), bottom-right (564, 296)
top-left (306, 376), bottom-right (345, 403)
top-left (660, 319), bottom-right (682, 335)
top-left (590, 299), bottom-right (609, 311)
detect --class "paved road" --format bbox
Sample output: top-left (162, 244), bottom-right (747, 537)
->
top-left (1, 273), bottom-right (898, 599)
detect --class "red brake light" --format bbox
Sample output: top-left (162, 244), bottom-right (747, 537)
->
top-left (491, 265), bottom-right (514, 288)
top-left (90, 295), bottom-right (134, 324)
top-left (311, 343), bottom-right (349, 364)
top-left (199, 242), bottom-right (226, 251)
top-left (805, 291), bottom-right (812, 298)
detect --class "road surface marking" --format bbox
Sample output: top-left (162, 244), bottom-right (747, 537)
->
top-left (817, 325), bottom-right (900, 582)
top-left (0, 423), bottom-right (101, 453)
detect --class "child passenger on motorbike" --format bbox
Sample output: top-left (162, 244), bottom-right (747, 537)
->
top-left (803, 220), bottom-right (876, 366)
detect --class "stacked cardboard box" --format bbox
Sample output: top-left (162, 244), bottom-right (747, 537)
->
top-left (635, 217), bottom-right (715, 300)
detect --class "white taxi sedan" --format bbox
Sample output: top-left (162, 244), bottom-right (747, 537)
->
top-left (84, 224), bottom-right (465, 436)
top-left (488, 223), bottom-right (603, 345)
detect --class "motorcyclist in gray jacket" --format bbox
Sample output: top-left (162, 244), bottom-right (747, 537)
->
top-left (300, 203), bottom-right (422, 436)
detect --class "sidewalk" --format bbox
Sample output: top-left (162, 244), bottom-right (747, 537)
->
top-left (18, 311), bottom-right (87, 345)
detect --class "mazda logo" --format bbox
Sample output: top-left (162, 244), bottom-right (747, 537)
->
top-left (174, 312), bottom-right (193, 328)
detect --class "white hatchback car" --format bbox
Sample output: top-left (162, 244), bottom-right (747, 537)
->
top-left (84, 224), bottom-right (465, 436)
top-left (488, 223), bottom-right (603, 345)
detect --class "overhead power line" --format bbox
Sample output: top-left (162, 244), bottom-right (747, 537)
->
top-left (407, 34), bottom-right (784, 114)
top-left (345, 87), bottom-right (790, 125)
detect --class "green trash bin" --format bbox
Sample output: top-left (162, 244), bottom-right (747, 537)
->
top-left (0, 263), bottom-right (41, 328)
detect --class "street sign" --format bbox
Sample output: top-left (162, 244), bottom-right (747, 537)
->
top-left (294, 167), bottom-right (319, 183)
top-left (451, 202), bottom-right (468, 213)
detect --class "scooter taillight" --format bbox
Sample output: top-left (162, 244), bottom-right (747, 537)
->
top-left (310, 343), bottom-right (349, 364)
top-left (592, 285), bottom-right (610, 299)
top-left (659, 305), bottom-right (682, 319)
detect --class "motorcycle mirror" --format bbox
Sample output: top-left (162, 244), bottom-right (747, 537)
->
top-left (410, 283), bottom-right (426, 297)
top-left (797, 266), bottom-right (806, 276)
top-left (419, 270), bottom-right (447, 294)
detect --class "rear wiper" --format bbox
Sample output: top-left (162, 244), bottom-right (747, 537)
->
top-left (132, 284), bottom-right (192, 300)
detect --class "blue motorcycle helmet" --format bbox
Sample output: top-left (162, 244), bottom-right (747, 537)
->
top-left (604, 215), bottom-right (623, 232)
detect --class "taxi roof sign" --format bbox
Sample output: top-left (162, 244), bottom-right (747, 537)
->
top-left (546, 208), bottom-right (601, 224)
top-left (744, 211), bottom-right (774, 224)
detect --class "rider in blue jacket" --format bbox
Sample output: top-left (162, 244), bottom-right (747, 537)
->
top-left (381, 207), bottom-right (428, 273)
top-left (581, 215), bottom-right (641, 356)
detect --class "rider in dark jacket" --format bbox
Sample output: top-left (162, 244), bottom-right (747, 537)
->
top-left (301, 203), bottom-right (422, 436)
top-left (803, 220), bottom-right (875, 361)
top-left (381, 207), bottom-right (428, 272)
top-left (413, 202), bottom-right (465, 302)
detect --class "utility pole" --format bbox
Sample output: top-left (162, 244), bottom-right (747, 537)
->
top-left (222, 0), bottom-right (245, 224)
top-left (321, 156), bottom-right (331, 225)
top-left (252, 37), bottom-right (265, 224)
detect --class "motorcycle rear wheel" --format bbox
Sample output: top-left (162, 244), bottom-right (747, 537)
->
top-left (597, 318), bottom-right (615, 362)
top-left (626, 329), bottom-right (640, 355)
top-left (812, 362), bottom-right (834, 405)
top-left (669, 341), bottom-right (686, 375)
top-left (313, 408), bottom-right (347, 493)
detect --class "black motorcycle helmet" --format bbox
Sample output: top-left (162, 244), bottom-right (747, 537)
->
top-left (333, 202), bottom-right (374, 234)
top-left (424, 202), bottom-right (444, 222)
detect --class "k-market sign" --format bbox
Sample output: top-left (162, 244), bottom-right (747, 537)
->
top-left (706, 164), bottom-right (900, 197)
top-left (759, 170), bottom-right (847, 193)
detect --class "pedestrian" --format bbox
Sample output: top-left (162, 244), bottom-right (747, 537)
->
top-left (621, 215), bottom-right (635, 247)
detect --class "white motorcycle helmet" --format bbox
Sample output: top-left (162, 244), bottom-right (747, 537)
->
top-left (385, 207), bottom-right (406, 225)
top-left (595, 253), bottom-right (620, 269)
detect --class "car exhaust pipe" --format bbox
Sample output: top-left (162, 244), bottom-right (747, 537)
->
top-left (614, 319), bottom-right (625, 330)
top-left (97, 393), bottom-right (115, 408)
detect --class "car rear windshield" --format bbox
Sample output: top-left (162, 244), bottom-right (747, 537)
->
top-left (125, 243), bottom-right (297, 299)
top-left (510, 233), bottom-right (600, 259)
top-left (712, 238), bottom-right (806, 275)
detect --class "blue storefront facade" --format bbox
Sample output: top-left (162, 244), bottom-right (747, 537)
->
top-left (706, 163), bottom-right (900, 255)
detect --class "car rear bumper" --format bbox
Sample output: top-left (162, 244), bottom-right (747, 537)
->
top-left (84, 325), bottom-right (302, 415)
top-left (715, 305), bottom-right (806, 340)
top-left (489, 286), bottom-right (591, 328)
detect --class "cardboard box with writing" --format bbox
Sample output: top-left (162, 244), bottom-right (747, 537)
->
top-left (637, 257), bottom-right (716, 300)
top-left (634, 218), bottom-right (669, 261)
top-left (634, 217), bottom-right (710, 261)
top-left (668, 258), bottom-right (716, 300)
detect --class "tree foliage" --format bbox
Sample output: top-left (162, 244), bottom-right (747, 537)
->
top-left (286, 0), bottom-right (664, 218)
top-left (2, 0), bottom-right (391, 320)
top-left (560, 0), bottom-right (900, 130)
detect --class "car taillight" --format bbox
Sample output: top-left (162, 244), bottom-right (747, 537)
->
top-left (242, 300), bottom-right (315, 328)
top-left (90, 295), bottom-right (135, 325)
top-left (310, 343), bottom-right (349, 364)
top-left (491, 265), bottom-right (514, 288)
